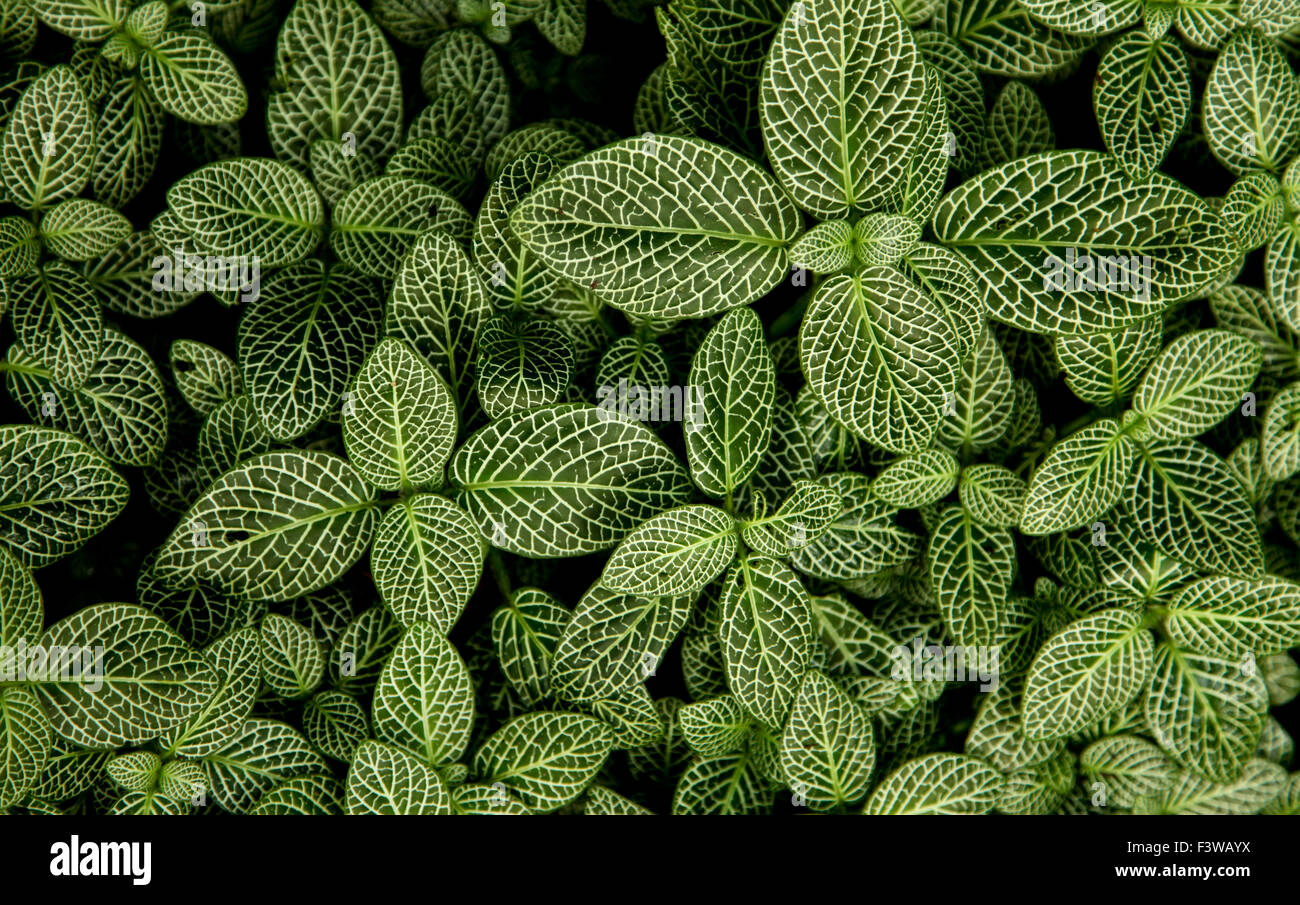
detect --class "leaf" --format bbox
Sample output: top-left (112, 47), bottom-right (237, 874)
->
top-left (26, 0), bottom-right (126, 40)
top-left (1, 66), bottom-right (92, 210)
top-left (872, 449), bottom-right (960, 508)
top-left (719, 554), bottom-right (814, 726)
top-left (170, 339), bottom-right (240, 418)
top-left (741, 478), bottom-right (841, 557)
top-left (166, 157), bottom-right (325, 268)
top-left (5, 329), bottom-right (169, 468)
top-left (536, 0), bottom-right (585, 54)
top-left (139, 32), bottom-right (247, 125)
top-left (39, 199), bottom-right (129, 261)
top-left (155, 450), bottom-right (378, 603)
top-left (759, 0), bottom-right (926, 218)
top-left (0, 687), bottom-right (49, 808)
top-left (602, 504), bottom-right (737, 598)
top-left (331, 176), bottom-right (471, 278)
top-left (781, 670), bottom-right (874, 810)
top-left (679, 694), bottom-right (750, 757)
top-left (1135, 759), bottom-right (1286, 814)
top-left (205, 719), bottom-right (327, 813)
top-left (1165, 573), bottom-right (1300, 662)
top-left (1019, 0), bottom-right (1140, 34)
top-left (260, 613), bottom-right (324, 700)
top-left (374, 622), bottom-right (474, 765)
top-left (343, 337), bottom-right (457, 490)
top-left (935, 0), bottom-right (1088, 78)
top-left (1146, 643), bottom-right (1268, 782)
top-left (1262, 380), bottom-right (1300, 480)
top-left (1020, 419), bottom-right (1135, 536)
top-left (550, 583), bottom-right (691, 702)
top-left (1079, 734), bottom-right (1176, 808)
top-left (800, 268), bottom-right (960, 453)
top-left (672, 750), bottom-right (772, 815)
top-left (510, 134), bottom-right (801, 319)
top-left (345, 740), bottom-right (450, 814)
top-left (449, 404), bottom-right (692, 557)
top-left (1131, 329), bottom-right (1262, 440)
top-left (238, 262), bottom-right (383, 442)
top-left (472, 711), bottom-right (614, 812)
top-left (686, 307), bottom-right (775, 498)
top-left (1094, 32), bottom-right (1190, 178)
top-left (91, 75), bottom-right (163, 208)
top-left (267, 0), bottom-right (403, 168)
top-left (1022, 607), bottom-right (1152, 741)
top-left (492, 587), bottom-right (569, 706)
top-left (1203, 29), bottom-right (1300, 175)
top-left (932, 151), bottom-right (1238, 334)
top-left (958, 463), bottom-right (1027, 528)
top-left (980, 81), bottom-right (1054, 168)
top-left (475, 315), bottom-right (574, 418)
top-left (935, 324), bottom-right (1014, 453)
top-left (0, 424), bottom-right (128, 568)
top-left (8, 263), bottom-right (103, 390)
top-left (0, 546), bottom-right (42, 646)
top-left (929, 505), bottom-right (1013, 646)
top-left (1055, 318), bottom-right (1161, 406)
top-left (863, 753), bottom-right (1002, 814)
top-left (790, 472), bottom-right (921, 580)
top-left (420, 29), bottom-right (509, 149)
top-left (159, 627), bottom-right (260, 758)
top-left (1128, 440), bottom-right (1264, 578)
top-left (32, 603), bottom-right (218, 748)
top-left (387, 230), bottom-right (489, 416)
top-left (248, 774), bottom-right (344, 815)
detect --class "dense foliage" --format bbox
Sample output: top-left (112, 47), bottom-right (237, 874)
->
top-left (1, 0), bottom-right (1300, 816)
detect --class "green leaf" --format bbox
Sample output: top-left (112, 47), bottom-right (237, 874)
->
top-left (475, 315), bottom-right (574, 418)
top-left (872, 448), bottom-right (960, 508)
top-left (1146, 643), bottom-right (1268, 782)
top-left (551, 582), bottom-right (691, 702)
top-left (1094, 33), bottom-right (1190, 179)
top-left (33, 603), bottom-right (218, 748)
top-left (331, 176), bottom-right (471, 278)
top-left (801, 268), bottom-right (960, 453)
top-left (91, 75), bottom-right (164, 209)
top-left (1135, 759), bottom-right (1286, 814)
top-left (1128, 439), bottom-right (1264, 578)
top-left (1203, 29), bottom-right (1300, 175)
top-left (0, 424), bottom-right (128, 568)
top-left (205, 718), bottom-right (326, 813)
top-left (0, 687), bottom-right (49, 808)
top-left (790, 472), bottom-right (921, 580)
top-left (929, 505), bottom-right (1013, 646)
top-left (1022, 607), bottom-right (1152, 741)
top-left (343, 337), bottom-right (457, 490)
top-left (741, 478), bottom-right (840, 557)
top-left (1079, 734), bottom-right (1176, 808)
top-left (26, 0), bottom-right (126, 40)
top-left (303, 691), bottom-right (369, 762)
top-left (1, 66), bottom-right (91, 210)
top-left (1262, 380), bottom-right (1300, 480)
top-left (759, 0), bottom-right (926, 218)
top-left (492, 587), bottom-right (569, 706)
top-left (345, 740), bottom-right (451, 814)
top-left (536, 0), bottom-right (585, 54)
top-left (166, 157), bottom-right (325, 268)
top-left (473, 152), bottom-right (567, 313)
top-left (602, 504), bottom-right (737, 598)
top-left (387, 230), bottom-right (490, 416)
top-left (679, 694), bottom-right (750, 757)
top-left (980, 81), bottom-right (1054, 168)
top-left (719, 554), bottom-right (814, 726)
top-left (935, 0), bottom-right (1088, 78)
top-left (159, 627), bottom-right (260, 759)
top-left (935, 324), bottom-right (1013, 453)
top-left (1020, 419), bottom-right (1135, 535)
top-left (472, 711), bottom-right (614, 812)
top-left (39, 199), bottom-right (130, 261)
top-left (1165, 574), bottom-right (1300, 659)
top-left (863, 752), bottom-right (1002, 814)
top-left (155, 450), bottom-right (378, 603)
top-left (1131, 329), bottom-right (1262, 440)
top-left (8, 263), bottom-right (103, 390)
top-left (781, 670), bottom-right (875, 810)
top-left (450, 404), bottom-right (692, 557)
top-left (139, 32), bottom-right (247, 125)
top-left (238, 262), bottom-right (383, 442)
top-left (420, 29), bottom-right (509, 149)
top-left (958, 463), bottom-right (1027, 528)
top-left (5, 328), bottom-right (169, 468)
top-left (267, 0), bottom-right (403, 167)
top-left (672, 750), bottom-right (772, 814)
top-left (932, 151), bottom-right (1238, 334)
top-left (1055, 318), bottom-right (1161, 406)
top-left (511, 134), bottom-right (801, 319)
top-left (686, 307), bottom-right (775, 498)
top-left (260, 613), bottom-right (324, 700)
top-left (0, 546), bottom-right (42, 646)
top-left (374, 622), bottom-right (474, 765)
top-left (170, 339), bottom-right (240, 418)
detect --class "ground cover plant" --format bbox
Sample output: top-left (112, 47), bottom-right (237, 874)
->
top-left (0, 0), bottom-right (1299, 815)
